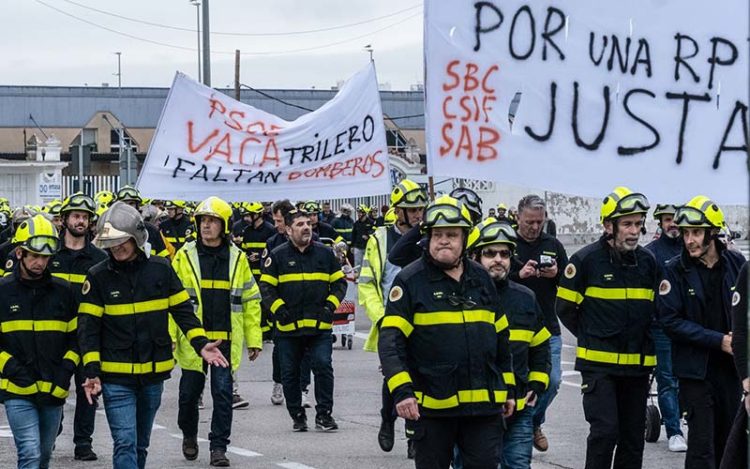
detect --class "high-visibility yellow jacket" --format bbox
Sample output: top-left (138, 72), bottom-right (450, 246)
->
top-left (171, 240), bottom-right (262, 373)
top-left (358, 226), bottom-right (389, 352)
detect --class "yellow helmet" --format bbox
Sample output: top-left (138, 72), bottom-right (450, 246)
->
top-left (467, 217), bottom-right (517, 252)
top-left (600, 186), bottom-right (650, 223)
top-left (12, 214), bottom-right (60, 255)
top-left (384, 208), bottom-right (397, 226)
top-left (165, 200), bottom-right (187, 209)
top-left (497, 203), bottom-right (508, 211)
top-left (391, 179), bottom-right (428, 208)
top-left (422, 195), bottom-right (473, 232)
top-left (43, 199), bottom-right (63, 216)
top-left (674, 196), bottom-right (725, 229)
top-left (194, 196), bottom-right (232, 235)
top-left (116, 186), bottom-right (142, 205)
top-left (302, 201), bottom-right (321, 213)
top-left (61, 192), bottom-right (96, 216)
top-left (243, 201), bottom-right (264, 215)
top-left (653, 204), bottom-right (679, 220)
top-left (95, 190), bottom-right (115, 206)
top-left (357, 203), bottom-right (372, 213)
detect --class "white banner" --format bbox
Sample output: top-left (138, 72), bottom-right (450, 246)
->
top-left (137, 63), bottom-right (391, 201)
top-left (425, 0), bottom-right (749, 204)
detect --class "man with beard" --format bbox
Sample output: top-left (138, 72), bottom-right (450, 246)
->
top-left (53, 193), bottom-right (107, 461)
top-left (467, 218), bottom-right (551, 468)
top-left (161, 200), bottom-right (193, 251)
top-left (260, 209), bottom-right (347, 432)
top-left (303, 201), bottom-right (343, 247)
top-left (645, 204), bottom-right (687, 452)
top-left (658, 197), bottom-right (744, 469)
top-left (557, 187), bottom-right (657, 469)
top-left (379, 196), bottom-right (515, 468)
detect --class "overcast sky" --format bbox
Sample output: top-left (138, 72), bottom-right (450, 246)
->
top-left (3, 0), bottom-right (424, 90)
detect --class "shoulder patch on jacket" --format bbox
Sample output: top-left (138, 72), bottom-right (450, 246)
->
top-left (5, 259), bottom-right (12, 270)
top-left (264, 257), bottom-right (272, 268)
top-left (564, 263), bottom-right (576, 279)
top-left (82, 280), bottom-right (91, 295)
top-left (658, 279), bottom-right (671, 296)
top-left (389, 285), bottom-right (403, 302)
top-left (732, 290), bottom-right (741, 306)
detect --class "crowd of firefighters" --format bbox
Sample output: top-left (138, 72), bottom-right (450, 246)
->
top-left (0, 179), bottom-right (746, 469)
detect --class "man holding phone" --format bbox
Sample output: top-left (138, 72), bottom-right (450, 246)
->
top-left (510, 194), bottom-right (568, 452)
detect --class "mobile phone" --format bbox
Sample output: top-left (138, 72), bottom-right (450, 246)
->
top-left (537, 255), bottom-right (555, 270)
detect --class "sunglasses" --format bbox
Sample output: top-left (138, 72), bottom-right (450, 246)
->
top-left (447, 294), bottom-right (477, 309)
top-left (481, 248), bottom-right (512, 259)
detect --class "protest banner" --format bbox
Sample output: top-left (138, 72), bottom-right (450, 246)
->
top-left (137, 62), bottom-right (391, 201)
top-left (425, 0), bottom-right (749, 204)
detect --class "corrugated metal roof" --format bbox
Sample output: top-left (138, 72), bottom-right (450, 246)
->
top-left (0, 86), bottom-right (425, 130)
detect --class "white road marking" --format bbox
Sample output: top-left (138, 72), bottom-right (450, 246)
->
top-left (227, 446), bottom-right (262, 457)
top-left (277, 463), bottom-right (318, 469)
top-left (561, 360), bottom-right (575, 366)
top-left (353, 332), bottom-right (368, 340)
top-left (561, 380), bottom-right (581, 389)
top-left (562, 370), bottom-right (580, 377)
top-left (0, 425), bottom-right (12, 438)
top-left (562, 344), bottom-right (574, 349)
top-left (152, 424), bottom-right (166, 430)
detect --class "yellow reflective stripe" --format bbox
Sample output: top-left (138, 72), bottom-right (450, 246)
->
top-left (63, 350), bottom-right (80, 366)
top-left (51, 272), bottom-right (87, 284)
top-left (528, 371), bottom-right (550, 388)
top-left (270, 299), bottom-right (286, 314)
top-left (83, 351), bottom-right (100, 365)
top-left (413, 309), bottom-right (495, 326)
top-left (67, 317), bottom-right (78, 332)
top-left (101, 359), bottom-right (175, 374)
top-left (503, 372), bottom-right (516, 386)
top-left (509, 329), bottom-right (534, 343)
top-left (0, 379), bottom-right (69, 398)
top-left (516, 396), bottom-right (527, 412)
top-left (260, 274), bottom-right (278, 286)
top-left (326, 294), bottom-right (341, 309)
top-left (530, 327), bottom-right (552, 347)
top-left (584, 287), bottom-right (655, 301)
top-left (495, 314), bottom-right (509, 333)
top-left (278, 273), bottom-right (334, 283)
top-left (329, 270), bottom-right (345, 282)
top-left (276, 319), bottom-right (333, 332)
top-left (1, 320), bottom-right (69, 333)
top-left (242, 242), bottom-right (266, 248)
top-left (199, 279), bottom-right (231, 290)
top-left (79, 302), bottom-right (104, 317)
top-left (414, 389), bottom-right (507, 409)
top-left (0, 351), bottom-right (12, 373)
top-left (185, 328), bottom-right (207, 341)
top-left (557, 287), bottom-right (584, 304)
top-left (576, 347), bottom-right (656, 366)
top-left (206, 330), bottom-right (229, 341)
top-left (169, 290), bottom-right (191, 306)
top-left (251, 268), bottom-right (262, 276)
top-left (387, 371), bottom-right (413, 392)
top-left (380, 316), bottom-right (414, 337)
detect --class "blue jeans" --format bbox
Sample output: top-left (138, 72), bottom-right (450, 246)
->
top-left (533, 334), bottom-right (562, 429)
top-left (102, 382), bottom-right (163, 469)
top-left (501, 408), bottom-right (535, 468)
top-left (652, 325), bottom-right (682, 437)
top-left (276, 333), bottom-right (334, 418)
top-left (4, 399), bottom-right (63, 469)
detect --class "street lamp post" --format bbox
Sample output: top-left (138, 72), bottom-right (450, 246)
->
top-left (190, 0), bottom-right (201, 82)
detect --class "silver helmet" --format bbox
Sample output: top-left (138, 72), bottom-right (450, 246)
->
top-left (94, 201), bottom-right (149, 249)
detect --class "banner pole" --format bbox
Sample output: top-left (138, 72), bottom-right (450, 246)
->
top-left (234, 50), bottom-right (241, 101)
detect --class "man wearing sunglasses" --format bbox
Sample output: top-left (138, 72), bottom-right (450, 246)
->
top-left (658, 196), bottom-right (745, 469)
top-left (379, 195), bottom-right (515, 468)
top-left (644, 204), bottom-right (687, 453)
top-left (52, 193), bottom-right (108, 461)
top-left (557, 186), bottom-right (658, 469)
top-left (359, 179), bottom-right (427, 459)
top-left (511, 194), bottom-right (568, 452)
top-left (468, 218), bottom-right (551, 468)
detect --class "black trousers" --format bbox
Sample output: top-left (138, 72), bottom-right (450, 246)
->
top-left (73, 366), bottom-right (97, 450)
top-left (580, 372), bottom-right (649, 469)
top-left (680, 359), bottom-right (741, 469)
top-left (719, 403), bottom-right (748, 469)
top-left (177, 362), bottom-right (234, 451)
top-left (412, 414), bottom-right (503, 469)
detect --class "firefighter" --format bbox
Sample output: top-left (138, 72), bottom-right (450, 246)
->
top-left (378, 195), bottom-right (515, 469)
top-left (77, 201), bottom-right (228, 469)
top-left (304, 201), bottom-right (343, 246)
top-left (260, 208), bottom-right (347, 432)
top-left (0, 214), bottom-right (78, 469)
top-left (115, 186), bottom-right (171, 258)
top-left (556, 186), bottom-right (657, 469)
top-left (351, 204), bottom-right (375, 271)
top-left (658, 196), bottom-right (744, 469)
top-left (467, 218), bottom-right (551, 468)
top-left (55, 193), bottom-right (108, 461)
top-left (160, 200), bottom-right (193, 250)
top-left (172, 196), bottom-right (263, 466)
top-left (358, 179), bottom-right (427, 458)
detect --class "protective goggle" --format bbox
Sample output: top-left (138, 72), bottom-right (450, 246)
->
top-left (302, 203), bottom-right (320, 213)
top-left (674, 206), bottom-right (713, 227)
top-left (22, 235), bottom-right (60, 255)
top-left (615, 193), bottom-right (650, 215)
top-left (399, 189), bottom-right (428, 207)
top-left (475, 223), bottom-right (516, 248)
top-left (424, 204), bottom-right (466, 226)
top-left (66, 194), bottom-right (96, 213)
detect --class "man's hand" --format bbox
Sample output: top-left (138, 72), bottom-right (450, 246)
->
top-left (82, 377), bottom-right (101, 405)
top-left (539, 261), bottom-right (558, 279)
top-left (519, 260), bottom-right (538, 279)
top-left (525, 390), bottom-right (538, 408)
top-left (248, 252), bottom-right (260, 262)
top-left (200, 339), bottom-right (230, 368)
top-left (502, 398), bottom-right (516, 418)
top-left (395, 397), bottom-right (420, 421)
top-left (247, 348), bottom-right (261, 361)
top-left (721, 333), bottom-right (733, 354)
top-left (744, 378), bottom-right (749, 416)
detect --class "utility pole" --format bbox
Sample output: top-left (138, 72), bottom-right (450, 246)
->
top-left (115, 52), bottom-right (122, 87)
top-left (201, 0), bottom-right (211, 86)
top-left (190, 0), bottom-right (201, 82)
top-left (234, 50), bottom-right (240, 101)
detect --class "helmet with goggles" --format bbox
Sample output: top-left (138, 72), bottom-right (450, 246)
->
top-left (12, 214), bottom-right (60, 255)
top-left (600, 186), bottom-right (650, 223)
